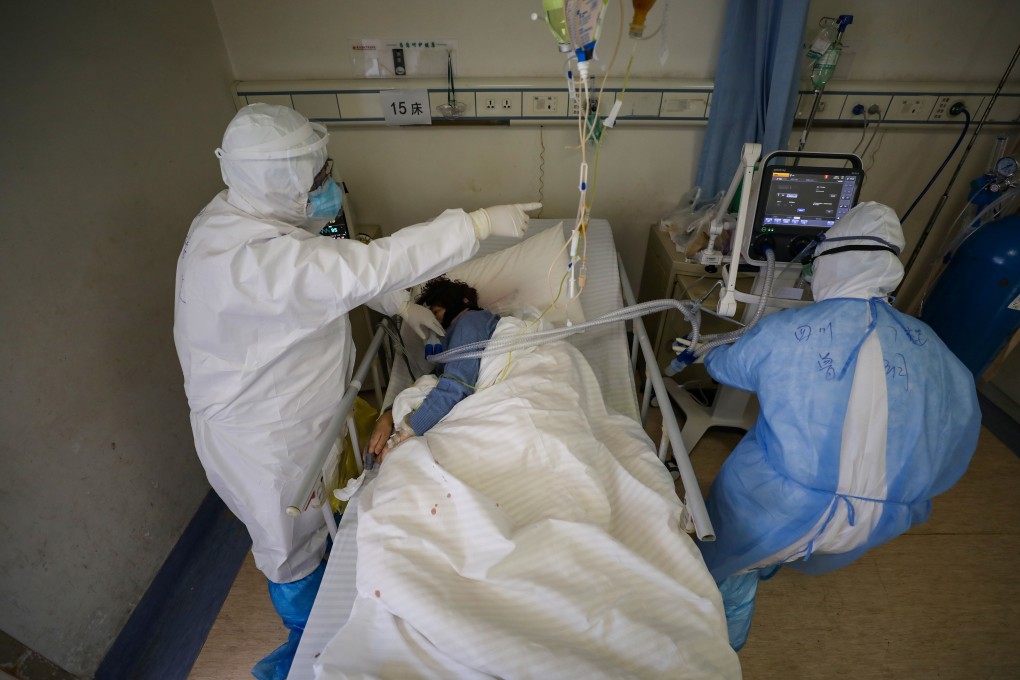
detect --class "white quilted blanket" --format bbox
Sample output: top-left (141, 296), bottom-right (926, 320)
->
top-left (315, 318), bottom-right (739, 679)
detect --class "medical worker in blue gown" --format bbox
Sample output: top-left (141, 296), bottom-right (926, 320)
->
top-left (173, 103), bottom-right (538, 679)
top-left (698, 202), bottom-right (980, 651)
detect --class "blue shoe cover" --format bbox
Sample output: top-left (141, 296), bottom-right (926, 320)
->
top-left (717, 570), bottom-right (762, 652)
top-left (253, 560), bottom-right (327, 679)
top-left (251, 629), bottom-right (301, 680)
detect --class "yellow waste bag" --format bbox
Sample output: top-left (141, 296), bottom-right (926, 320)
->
top-left (326, 396), bottom-right (378, 514)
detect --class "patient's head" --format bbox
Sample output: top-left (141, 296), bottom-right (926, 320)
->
top-left (416, 276), bottom-right (480, 330)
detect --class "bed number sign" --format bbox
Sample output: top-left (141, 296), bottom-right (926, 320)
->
top-left (381, 89), bottom-right (432, 126)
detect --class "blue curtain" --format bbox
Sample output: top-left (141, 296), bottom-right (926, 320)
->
top-left (694, 0), bottom-right (809, 201)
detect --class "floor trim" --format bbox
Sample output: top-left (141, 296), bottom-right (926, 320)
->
top-left (95, 490), bottom-right (251, 680)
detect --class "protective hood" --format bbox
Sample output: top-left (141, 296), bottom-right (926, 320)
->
top-left (811, 202), bottom-right (906, 301)
top-left (215, 103), bottom-right (329, 225)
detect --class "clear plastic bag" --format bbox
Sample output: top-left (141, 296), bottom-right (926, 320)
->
top-left (659, 187), bottom-right (726, 260)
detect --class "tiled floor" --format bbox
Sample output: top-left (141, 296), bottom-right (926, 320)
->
top-left (191, 418), bottom-right (1020, 679)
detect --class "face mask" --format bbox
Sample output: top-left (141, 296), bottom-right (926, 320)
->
top-left (306, 178), bottom-right (343, 220)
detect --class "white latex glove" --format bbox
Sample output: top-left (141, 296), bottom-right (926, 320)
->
top-left (400, 301), bottom-right (444, 340)
top-left (469, 202), bottom-right (542, 239)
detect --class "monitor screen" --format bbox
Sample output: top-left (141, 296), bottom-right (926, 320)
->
top-left (747, 165), bottom-right (863, 262)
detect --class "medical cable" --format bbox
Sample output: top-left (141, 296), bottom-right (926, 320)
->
top-left (900, 106), bottom-right (971, 223)
top-left (901, 40), bottom-right (1020, 285)
top-left (851, 110), bottom-right (870, 156)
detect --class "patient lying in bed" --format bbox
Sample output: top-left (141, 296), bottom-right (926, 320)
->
top-left (315, 278), bottom-right (740, 678)
top-left (379, 276), bottom-right (499, 460)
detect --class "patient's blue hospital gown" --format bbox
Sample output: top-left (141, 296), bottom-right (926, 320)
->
top-left (409, 309), bottom-right (500, 435)
top-left (700, 296), bottom-right (980, 648)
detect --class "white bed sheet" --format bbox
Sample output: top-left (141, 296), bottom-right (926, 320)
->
top-left (289, 220), bottom-right (673, 680)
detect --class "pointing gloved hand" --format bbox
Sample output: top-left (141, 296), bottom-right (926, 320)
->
top-left (469, 202), bottom-right (543, 239)
top-left (400, 301), bottom-right (445, 340)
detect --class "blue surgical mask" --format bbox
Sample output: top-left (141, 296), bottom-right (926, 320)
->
top-left (306, 178), bottom-right (343, 219)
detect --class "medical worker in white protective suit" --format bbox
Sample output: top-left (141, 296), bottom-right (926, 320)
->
top-left (173, 103), bottom-right (539, 678)
top-left (698, 202), bottom-right (980, 651)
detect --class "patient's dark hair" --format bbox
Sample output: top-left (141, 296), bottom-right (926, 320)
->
top-left (416, 276), bottom-right (479, 310)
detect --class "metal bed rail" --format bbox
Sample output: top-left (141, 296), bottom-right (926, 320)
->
top-left (286, 324), bottom-right (388, 532)
top-left (618, 255), bottom-right (715, 541)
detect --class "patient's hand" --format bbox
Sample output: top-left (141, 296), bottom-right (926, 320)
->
top-left (378, 429), bottom-right (414, 464)
top-left (368, 410), bottom-right (395, 457)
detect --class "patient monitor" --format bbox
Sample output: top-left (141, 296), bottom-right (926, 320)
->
top-left (715, 148), bottom-right (863, 317)
top-left (744, 160), bottom-right (863, 265)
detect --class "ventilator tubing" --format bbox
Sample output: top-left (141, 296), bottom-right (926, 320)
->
top-left (429, 298), bottom-right (705, 364)
top-left (693, 248), bottom-right (777, 357)
top-left (430, 250), bottom-right (782, 365)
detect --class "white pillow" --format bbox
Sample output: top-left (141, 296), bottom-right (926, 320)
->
top-left (445, 223), bottom-right (585, 326)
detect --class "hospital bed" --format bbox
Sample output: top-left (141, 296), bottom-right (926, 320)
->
top-left (286, 219), bottom-right (736, 679)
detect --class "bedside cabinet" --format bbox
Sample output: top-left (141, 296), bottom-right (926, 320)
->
top-left (637, 226), bottom-right (754, 383)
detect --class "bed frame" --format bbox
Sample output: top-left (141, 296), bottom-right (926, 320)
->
top-left (286, 221), bottom-right (713, 544)
top-left (283, 220), bottom-right (716, 679)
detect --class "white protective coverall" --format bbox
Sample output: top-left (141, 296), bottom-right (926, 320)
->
top-left (173, 104), bottom-right (483, 583)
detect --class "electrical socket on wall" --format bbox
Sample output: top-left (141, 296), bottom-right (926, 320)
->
top-left (887, 96), bottom-right (937, 121)
top-left (475, 92), bottom-right (522, 118)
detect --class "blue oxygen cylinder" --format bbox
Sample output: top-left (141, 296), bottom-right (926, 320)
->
top-left (921, 215), bottom-right (1020, 376)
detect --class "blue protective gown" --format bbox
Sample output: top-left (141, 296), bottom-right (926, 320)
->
top-left (700, 296), bottom-right (980, 582)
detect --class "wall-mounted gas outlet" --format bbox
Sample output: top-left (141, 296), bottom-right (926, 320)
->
top-left (841, 95), bottom-right (892, 120)
top-left (930, 95), bottom-right (986, 121)
top-left (475, 92), bottom-right (522, 118)
top-left (888, 95), bottom-right (937, 121)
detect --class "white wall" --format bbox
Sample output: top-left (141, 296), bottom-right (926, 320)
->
top-left (0, 2), bottom-right (235, 676)
top-left (212, 0), bottom-right (1018, 305)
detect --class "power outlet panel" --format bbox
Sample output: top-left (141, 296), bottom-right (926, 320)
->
top-left (660, 93), bottom-right (709, 118)
top-left (888, 95), bottom-right (937, 121)
top-left (611, 91), bottom-right (664, 117)
top-left (475, 92), bottom-right (522, 118)
top-left (930, 95), bottom-right (986, 121)
top-left (238, 79), bottom-right (1019, 127)
top-left (840, 95), bottom-right (892, 120)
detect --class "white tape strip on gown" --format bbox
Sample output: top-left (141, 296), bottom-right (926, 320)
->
top-left (747, 320), bottom-right (889, 569)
